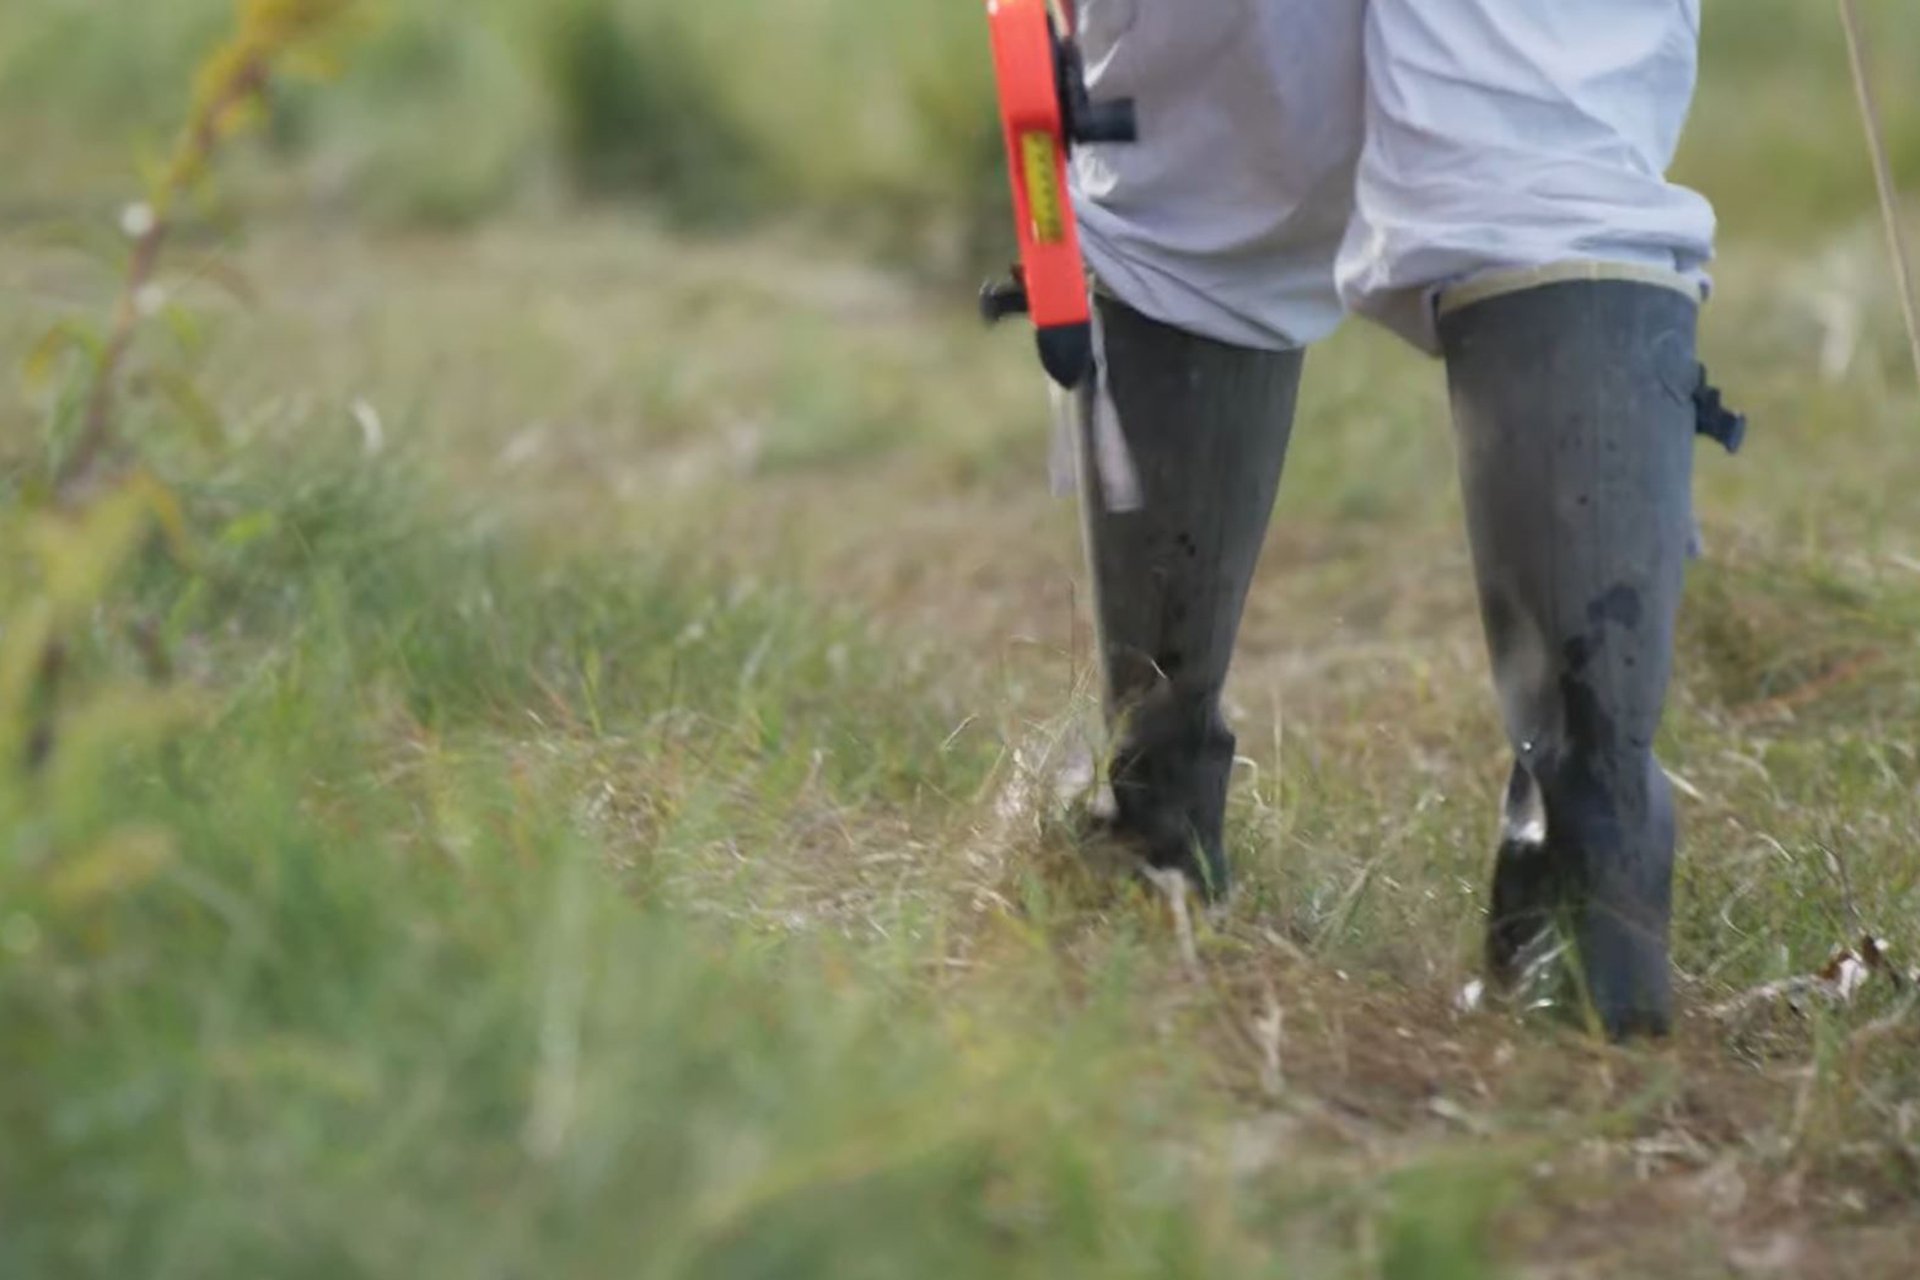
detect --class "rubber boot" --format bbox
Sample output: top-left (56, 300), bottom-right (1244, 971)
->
top-left (1076, 296), bottom-right (1302, 899)
top-left (1440, 277), bottom-right (1700, 1039)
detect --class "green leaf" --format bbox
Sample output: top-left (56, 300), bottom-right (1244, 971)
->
top-left (27, 473), bottom-right (185, 621)
top-left (217, 510), bottom-right (279, 549)
top-left (21, 322), bottom-right (104, 394)
top-left (132, 473), bottom-right (195, 566)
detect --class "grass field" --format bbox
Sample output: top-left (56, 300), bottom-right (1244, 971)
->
top-left (5, 2), bottom-right (1920, 1276)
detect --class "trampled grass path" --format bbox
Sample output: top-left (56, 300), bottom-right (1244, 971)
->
top-left (6, 218), bottom-right (1920, 1276)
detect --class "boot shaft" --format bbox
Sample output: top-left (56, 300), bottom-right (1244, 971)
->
top-left (1441, 274), bottom-right (1706, 1038)
top-left (1077, 297), bottom-right (1304, 895)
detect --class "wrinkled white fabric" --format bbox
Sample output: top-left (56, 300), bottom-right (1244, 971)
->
top-left (1069, 0), bottom-right (1716, 354)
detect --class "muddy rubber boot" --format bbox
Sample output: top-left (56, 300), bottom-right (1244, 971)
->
top-left (1076, 295), bottom-right (1302, 900)
top-left (1441, 276), bottom-right (1703, 1039)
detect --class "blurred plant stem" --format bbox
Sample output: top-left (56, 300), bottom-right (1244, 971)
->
top-left (14, 3), bottom-right (361, 787)
top-left (59, 1), bottom-right (355, 501)
top-left (1836, 0), bottom-right (1920, 397)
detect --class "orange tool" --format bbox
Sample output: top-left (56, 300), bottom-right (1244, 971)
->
top-left (980, 0), bottom-right (1136, 389)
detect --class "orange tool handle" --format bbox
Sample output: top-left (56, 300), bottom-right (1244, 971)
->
top-left (987, 0), bottom-right (1089, 339)
top-left (982, 0), bottom-right (1134, 387)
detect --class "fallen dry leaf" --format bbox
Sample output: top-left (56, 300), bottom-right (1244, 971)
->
top-left (1711, 934), bottom-right (1908, 1019)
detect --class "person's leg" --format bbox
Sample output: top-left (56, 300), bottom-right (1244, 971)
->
top-left (1075, 297), bottom-right (1303, 896)
top-left (1064, 0), bottom-right (1365, 896)
top-left (1345, 1), bottom-right (1723, 1035)
top-left (1442, 275), bottom-right (1699, 1037)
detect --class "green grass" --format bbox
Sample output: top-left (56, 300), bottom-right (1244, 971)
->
top-left (5, 1), bottom-right (1920, 1275)
top-left (6, 206), bottom-right (1917, 1275)
top-left (0, 450), bottom-right (1237, 1278)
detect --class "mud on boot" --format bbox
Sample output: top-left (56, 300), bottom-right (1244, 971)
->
top-left (1104, 685), bottom-right (1239, 896)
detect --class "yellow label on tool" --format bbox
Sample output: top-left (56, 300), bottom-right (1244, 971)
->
top-left (1021, 131), bottom-right (1065, 244)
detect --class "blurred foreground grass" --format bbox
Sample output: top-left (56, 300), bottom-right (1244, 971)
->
top-left (4, 1), bottom-right (1920, 1277)
top-left (0, 0), bottom-right (1004, 270)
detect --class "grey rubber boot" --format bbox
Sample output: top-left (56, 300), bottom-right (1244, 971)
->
top-left (1076, 295), bottom-right (1302, 899)
top-left (1441, 278), bottom-right (1702, 1039)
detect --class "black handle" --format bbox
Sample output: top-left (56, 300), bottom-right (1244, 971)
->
top-left (1072, 97), bottom-right (1136, 145)
top-left (1693, 366), bottom-right (1747, 455)
top-left (979, 279), bottom-right (1030, 324)
top-left (1055, 25), bottom-right (1138, 149)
